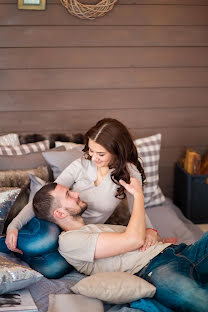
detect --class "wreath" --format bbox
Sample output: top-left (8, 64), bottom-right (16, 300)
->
top-left (60, 0), bottom-right (118, 20)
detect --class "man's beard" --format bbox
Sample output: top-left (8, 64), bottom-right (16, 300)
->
top-left (75, 204), bottom-right (87, 217)
top-left (66, 202), bottom-right (88, 217)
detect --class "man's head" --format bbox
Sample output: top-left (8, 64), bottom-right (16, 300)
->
top-left (33, 183), bottom-right (87, 227)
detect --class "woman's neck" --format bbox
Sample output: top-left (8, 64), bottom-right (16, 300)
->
top-left (97, 166), bottom-right (109, 177)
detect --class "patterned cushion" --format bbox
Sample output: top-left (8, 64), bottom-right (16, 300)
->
top-left (0, 252), bottom-right (42, 294)
top-left (134, 133), bottom-right (165, 207)
top-left (0, 140), bottom-right (50, 156)
top-left (0, 133), bottom-right (20, 146)
top-left (0, 166), bottom-right (49, 188)
top-left (0, 187), bottom-right (21, 234)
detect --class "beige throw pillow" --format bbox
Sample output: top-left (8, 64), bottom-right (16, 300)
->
top-left (48, 294), bottom-right (104, 312)
top-left (71, 272), bottom-right (156, 304)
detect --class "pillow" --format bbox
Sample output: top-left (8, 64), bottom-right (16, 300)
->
top-left (0, 252), bottom-right (43, 294)
top-left (0, 187), bottom-right (21, 234)
top-left (134, 133), bottom-right (165, 207)
top-left (48, 294), bottom-right (104, 312)
top-left (2, 186), bottom-right (30, 234)
top-left (0, 166), bottom-right (49, 188)
top-left (0, 133), bottom-right (20, 146)
top-left (55, 141), bottom-right (84, 150)
top-left (43, 147), bottom-right (83, 179)
top-left (0, 140), bottom-right (50, 156)
top-left (71, 272), bottom-right (156, 304)
top-left (29, 174), bottom-right (46, 202)
top-left (0, 145), bottom-right (65, 171)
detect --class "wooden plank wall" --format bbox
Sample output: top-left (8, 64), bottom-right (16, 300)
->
top-left (0, 0), bottom-right (208, 198)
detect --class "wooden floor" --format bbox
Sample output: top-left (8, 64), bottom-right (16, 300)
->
top-left (197, 224), bottom-right (208, 233)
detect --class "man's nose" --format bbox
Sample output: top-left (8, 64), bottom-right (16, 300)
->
top-left (70, 191), bottom-right (79, 199)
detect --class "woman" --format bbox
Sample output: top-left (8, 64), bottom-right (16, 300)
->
top-left (6, 118), bottom-right (158, 254)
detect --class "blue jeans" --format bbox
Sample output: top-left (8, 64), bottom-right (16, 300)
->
top-left (137, 231), bottom-right (208, 312)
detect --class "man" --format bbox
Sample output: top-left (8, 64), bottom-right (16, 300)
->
top-left (33, 179), bottom-right (208, 312)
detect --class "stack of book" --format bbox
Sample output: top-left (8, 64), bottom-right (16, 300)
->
top-left (0, 289), bottom-right (38, 312)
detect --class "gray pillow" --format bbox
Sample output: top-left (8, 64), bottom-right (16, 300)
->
top-left (29, 174), bottom-right (46, 202)
top-left (0, 252), bottom-right (43, 294)
top-left (42, 147), bottom-right (83, 179)
top-left (0, 187), bottom-right (21, 234)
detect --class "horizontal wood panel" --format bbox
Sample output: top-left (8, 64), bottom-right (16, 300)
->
top-left (1, 26), bottom-right (208, 47)
top-left (130, 128), bottom-right (208, 147)
top-left (0, 109), bottom-right (207, 133)
top-left (1, 68), bottom-right (208, 90)
top-left (1, 47), bottom-right (208, 69)
top-left (1, 5), bottom-right (208, 26)
top-left (160, 146), bottom-right (208, 166)
top-left (1, 0), bottom-right (208, 4)
top-left (0, 88), bottom-right (208, 111)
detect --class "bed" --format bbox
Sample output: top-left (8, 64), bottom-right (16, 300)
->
top-left (0, 132), bottom-right (203, 312)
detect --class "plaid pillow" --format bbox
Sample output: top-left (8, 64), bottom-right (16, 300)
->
top-left (134, 133), bottom-right (165, 207)
top-left (0, 140), bottom-right (49, 156)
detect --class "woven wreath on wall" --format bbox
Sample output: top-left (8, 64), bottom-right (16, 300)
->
top-left (60, 0), bottom-right (118, 20)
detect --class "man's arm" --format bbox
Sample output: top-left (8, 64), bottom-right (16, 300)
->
top-left (94, 177), bottom-right (146, 259)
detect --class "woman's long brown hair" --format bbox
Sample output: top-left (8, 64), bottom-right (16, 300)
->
top-left (83, 118), bottom-right (146, 199)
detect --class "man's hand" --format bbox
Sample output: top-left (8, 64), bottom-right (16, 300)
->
top-left (119, 177), bottom-right (143, 197)
top-left (139, 228), bottom-right (158, 251)
top-left (5, 229), bottom-right (23, 254)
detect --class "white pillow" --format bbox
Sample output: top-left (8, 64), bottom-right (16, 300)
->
top-left (71, 272), bottom-right (156, 304)
top-left (0, 133), bottom-right (20, 146)
top-left (134, 133), bottom-right (165, 207)
top-left (55, 141), bottom-right (84, 150)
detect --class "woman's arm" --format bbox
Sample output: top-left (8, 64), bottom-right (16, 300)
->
top-left (6, 200), bottom-right (34, 253)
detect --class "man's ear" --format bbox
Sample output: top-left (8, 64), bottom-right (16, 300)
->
top-left (54, 208), bottom-right (67, 219)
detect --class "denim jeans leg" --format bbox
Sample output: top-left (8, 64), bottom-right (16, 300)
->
top-left (179, 231), bottom-right (208, 284)
top-left (141, 248), bottom-right (208, 312)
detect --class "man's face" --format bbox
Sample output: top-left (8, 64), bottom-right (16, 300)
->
top-left (51, 185), bottom-right (87, 217)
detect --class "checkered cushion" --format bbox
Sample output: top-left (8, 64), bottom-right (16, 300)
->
top-left (134, 133), bottom-right (165, 207)
top-left (0, 140), bottom-right (49, 156)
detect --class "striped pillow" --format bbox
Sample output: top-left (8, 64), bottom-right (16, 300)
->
top-left (134, 133), bottom-right (165, 207)
top-left (0, 140), bottom-right (49, 156)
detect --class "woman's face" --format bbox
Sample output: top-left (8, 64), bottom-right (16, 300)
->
top-left (88, 139), bottom-right (113, 168)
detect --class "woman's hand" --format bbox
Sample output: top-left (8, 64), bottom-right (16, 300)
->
top-left (139, 228), bottom-right (158, 251)
top-left (5, 229), bottom-right (23, 254)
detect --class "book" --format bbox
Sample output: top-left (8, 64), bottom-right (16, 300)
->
top-left (0, 289), bottom-right (38, 312)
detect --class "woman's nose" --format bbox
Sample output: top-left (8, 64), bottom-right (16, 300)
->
top-left (91, 153), bottom-right (98, 161)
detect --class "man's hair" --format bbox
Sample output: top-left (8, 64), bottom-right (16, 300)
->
top-left (33, 182), bottom-right (58, 223)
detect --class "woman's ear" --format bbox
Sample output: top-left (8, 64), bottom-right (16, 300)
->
top-left (54, 208), bottom-right (67, 219)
